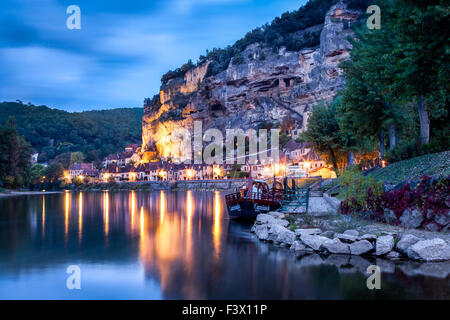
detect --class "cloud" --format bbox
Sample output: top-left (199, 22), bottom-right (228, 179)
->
top-left (173, 0), bottom-right (248, 15)
top-left (0, 0), bottom-right (305, 111)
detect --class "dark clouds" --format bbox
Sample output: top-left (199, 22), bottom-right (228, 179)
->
top-left (0, 0), bottom-right (305, 111)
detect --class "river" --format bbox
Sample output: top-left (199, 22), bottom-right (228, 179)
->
top-left (0, 190), bottom-right (448, 299)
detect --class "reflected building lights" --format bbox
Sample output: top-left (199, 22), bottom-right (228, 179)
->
top-left (160, 190), bottom-right (165, 224)
top-left (213, 191), bottom-right (222, 259)
top-left (140, 206), bottom-right (145, 240)
top-left (103, 191), bottom-right (109, 236)
top-left (65, 191), bottom-right (70, 241)
top-left (130, 191), bottom-right (136, 233)
top-left (78, 192), bottom-right (83, 242)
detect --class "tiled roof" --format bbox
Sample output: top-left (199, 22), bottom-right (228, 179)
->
top-left (69, 163), bottom-right (94, 171)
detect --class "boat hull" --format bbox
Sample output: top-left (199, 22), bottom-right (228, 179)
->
top-left (227, 199), bottom-right (281, 220)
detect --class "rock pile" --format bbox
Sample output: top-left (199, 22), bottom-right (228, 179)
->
top-left (252, 212), bottom-right (450, 262)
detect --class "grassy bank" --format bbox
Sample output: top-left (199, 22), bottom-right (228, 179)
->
top-left (369, 151), bottom-right (450, 184)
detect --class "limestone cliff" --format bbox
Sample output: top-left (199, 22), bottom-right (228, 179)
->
top-left (143, 2), bottom-right (361, 161)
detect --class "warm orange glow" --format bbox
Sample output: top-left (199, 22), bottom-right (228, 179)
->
top-left (213, 191), bottom-right (222, 259)
top-left (103, 173), bottom-right (110, 182)
top-left (158, 169), bottom-right (167, 180)
top-left (139, 206), bottom-right (145, 239)
top-left (160, 190), bottom-right (166, 224)
top-left (64, 191), bottom-right (70, 241)
top-left (130, 190), bottom-right (136, 232)
top-left (78, 192), bottom-right (83, 242)
top-left (185, 169), bottom-right (194, 180)
top-left (213, 166), bottom-right (222, 177)
top-left (103, 191), bottom-right (109, 236)
top-left (186, 190), bottom-right (194, 273)
top-left (129, 172), bottom-right (137, 182)
top-left (186, 190), bottom-right (193, 223)
top-left (382, 160), bottom-right (387, 168)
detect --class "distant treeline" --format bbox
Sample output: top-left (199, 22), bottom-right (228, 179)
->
top-left (0, 102), bottom-right (143, 163)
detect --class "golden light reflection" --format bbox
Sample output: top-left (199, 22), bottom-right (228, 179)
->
top-left (186, 190), bottom-right (193, 230)
top-left (103, 191), bottom-right (109, 236)
top-left (78, 192), bottom-right (83, 242)
top-left (64, 191), bottom-right (70, 240)
top-left (130, 191), bottom-right (136, 233)
top-left (213, 191), bottom-right (222, 259)
top-left (140, 206), bottom-right (145, 239)
top-left (160, 190), bottom-right (166, 224)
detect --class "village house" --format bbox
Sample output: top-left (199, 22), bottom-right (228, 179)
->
top-left (68, 163), bottom-right (99, 179)
top-left (283, 139), bottom-right (311, 164)
top-left (101, 163), bottom-right (121, 182)
top-left (297, 150), bottom-right (336, 178)
top-left (102, 154), bottom-right (119, 168)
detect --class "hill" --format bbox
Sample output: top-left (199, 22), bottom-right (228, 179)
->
top-left (0, 101), bottom-right (143, 162)
top-left (369, 151), bottom-right (450, 185)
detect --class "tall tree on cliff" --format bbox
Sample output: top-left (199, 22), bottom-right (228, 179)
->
top-left (339, 1), bottom-right (405, 159)
top-left (384, 0), bottom-right (449, 145)
top-left (301, 103), bottom-right (349, 177)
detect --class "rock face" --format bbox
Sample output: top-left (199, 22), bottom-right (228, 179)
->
top-left (375, 235), bottom-right (395, 256)
top-left (407, 239), bottom-right (450, 262)
top-left (400, 208), bottom-right (424, 229)
top-left (396, 234), bottom-right (421, 255)
top-left (142, 3), bottom-right (361, 159)
top-left (349, 240), bottom-right (373, 255)
top-left (300, 235), bottom-right (329, 251)
top-left (321, 238), bottom-right (350, 254)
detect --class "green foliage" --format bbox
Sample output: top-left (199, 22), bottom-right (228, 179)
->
top-left (30, 164), bottom-right (45, 185)
top-left (0, 102), bottom-right (143, 162)
top-left (279, 132), bottom-right (290, 148)
top-left (337, 0), bottom-right (449, 161)
top-left (166, 0), bottom-right (338, 80)
top-left (0, 122), bottom-right (32, 188)
top-left (339, 167), bottom-right (383, 207)
top-left (43, 162), bottom-right (64, 183)
top-left (301, 103), bottom-right (350, 176)
top-left (369, 151), bottom-right (450, 185)
top-left (70, 152), bottom-right (85, 166)
top-left (72, 176), bottom-right (83, 186)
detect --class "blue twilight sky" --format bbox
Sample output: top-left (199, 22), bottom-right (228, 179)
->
top-left (0, 0), bottom-right (307, 111)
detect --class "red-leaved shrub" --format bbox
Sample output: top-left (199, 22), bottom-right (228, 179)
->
top-left (340, 175), bottom-right (450, 230)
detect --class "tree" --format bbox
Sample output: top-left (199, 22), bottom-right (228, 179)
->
top-left (383, 0), bottom-right (449, 145)
top-left (43, 162), bottom-right (64, 183)
top-left (29, 164), bottom-right (46, 185)
top-left (0, 122), bottom-right (32, 188)
top-left (301, 103), bottom-right (349, 176)
top-left (70, 152), bottom-right (85, 166)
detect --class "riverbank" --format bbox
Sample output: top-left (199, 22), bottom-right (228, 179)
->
top-left (72, 179), bottom-right (247, 192)
top-left (251, 210), bottom-right (450, 269)
top-left (0, 190), bottom-right (63, 197)
top-left (3, 179), bottom-right (248, 196)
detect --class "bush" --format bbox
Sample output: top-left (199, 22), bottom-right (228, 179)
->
top-left (341, 175), bottom-right (450, 230)
top-left (339, 167), bottom-right (383, 208)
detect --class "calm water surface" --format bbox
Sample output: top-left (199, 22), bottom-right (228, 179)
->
top-left (0, 191), bottom-right (448, 299)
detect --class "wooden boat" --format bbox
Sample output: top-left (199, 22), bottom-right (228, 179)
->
top-left (225, 174), bottom-right (284, 220)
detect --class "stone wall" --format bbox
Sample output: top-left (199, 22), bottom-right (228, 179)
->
top-left (142, 2), bottom-right (362, 160)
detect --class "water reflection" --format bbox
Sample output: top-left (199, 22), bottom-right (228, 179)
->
top-left (42, 195), bottom-right (45, 238)
top-left (103, 191), bottom-right (109, 237)
top-left (78, 192), bottom-right (83, 243)
top-left (64, 191), bottom-right (70, 242)
top-left (0, 191), bottom-right (448, 300)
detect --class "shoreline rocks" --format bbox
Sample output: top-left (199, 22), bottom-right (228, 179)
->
top-left (251, 212), bottom-right (450, 262)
